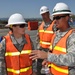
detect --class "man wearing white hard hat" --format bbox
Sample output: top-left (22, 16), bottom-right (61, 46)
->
top-left (36, 6), bottom-right (56, 75)
top-left (30, 2), bottom-right (75, 75)
top-left (0, 13), bottom-right (37, 75)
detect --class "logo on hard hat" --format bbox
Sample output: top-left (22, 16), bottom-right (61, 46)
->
top-left (41, 9), bottom-right (44, 12)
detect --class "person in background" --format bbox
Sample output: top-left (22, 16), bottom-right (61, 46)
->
top-left (0, 13), bottom-right (36, 75)
top-left (30, 2), bottom-right (75, 75)
top-left (36, 6), bottom-right (56, 75)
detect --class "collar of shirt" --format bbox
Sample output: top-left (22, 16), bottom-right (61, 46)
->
top-left (44, 21), bottom-right (52, 28)
top-left (11, 34), bottom-right (27, 45)
top-left (56, 27), bottom-right (72, 37)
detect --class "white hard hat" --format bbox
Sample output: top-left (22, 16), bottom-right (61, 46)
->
top-left (52, 2), bottom-right (73, 16)
top-left (5, 13), bottom-right (27, 27)
top-left (40, 6), bottom-right (49, 15)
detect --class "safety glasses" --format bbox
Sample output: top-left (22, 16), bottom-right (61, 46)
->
top-left (13, 24), bottom-right (26, 28)
top-left (53, 15), bottom-right (67, 20)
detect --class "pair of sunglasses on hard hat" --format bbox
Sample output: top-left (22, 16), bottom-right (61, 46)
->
top-left (53, 15), bottom-right (68, 20)
top-left (13, 24), bottom-right (26, 28)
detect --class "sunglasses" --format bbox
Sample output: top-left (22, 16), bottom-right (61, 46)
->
top-left (13, 24), bottom-right (26, 28)
top-left (53, 15), bottom-right (67, 20)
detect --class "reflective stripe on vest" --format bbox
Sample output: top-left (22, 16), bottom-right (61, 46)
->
top-left (49, 45), bottom-right (52, 50)
top-left (40, 41), bottom-right (51, 45)
top-left (54, 46), bottom-right (66, 53)
top-left (5, 50), bottom-right (31, 56)
top-left (7, 66), bottom-right (32, 74)
top-left (50, 45), bottom-right (66, 53)
top-left (39, 30), bottom-right (53, 34)
top-left (48, 64), bottom-right (51, 68)
top-left (47, 63), bottom-right (68, 74)
top-left (51, 64), bottom-right (68, 74)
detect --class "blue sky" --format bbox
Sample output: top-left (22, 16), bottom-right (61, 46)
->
top-left (0, 0), bottom-right (75, 18)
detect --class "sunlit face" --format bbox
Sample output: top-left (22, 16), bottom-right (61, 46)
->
top-left (12, 24), bottom-right (26, 35)
top-left (53, 14), bottom-right (68, 29)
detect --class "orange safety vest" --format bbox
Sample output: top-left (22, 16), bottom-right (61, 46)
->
top-left (4, 34), bottom-right (32, 75)
top-left (38, 21), bottom-right (55, 48)
top-left (49, 29), bottom-right (73, 75)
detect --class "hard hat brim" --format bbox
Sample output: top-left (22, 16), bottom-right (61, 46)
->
top-left (5, 22), bottom-right (27, 27)
top-left (40, 10), bottom-right (49, 15)
top-left (52, 12), bottom-right (73, 16)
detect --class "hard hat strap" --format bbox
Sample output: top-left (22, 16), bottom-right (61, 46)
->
top-left (10, 25), bottom-right (13, 28)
